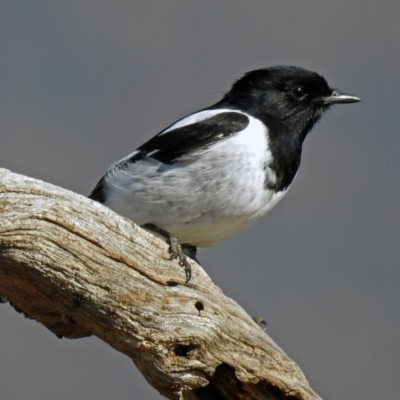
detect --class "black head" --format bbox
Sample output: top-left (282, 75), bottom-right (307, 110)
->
top-left (213, 66), bottom-right (360, 192)
top-left (216, 66), bottom-right (360, 143)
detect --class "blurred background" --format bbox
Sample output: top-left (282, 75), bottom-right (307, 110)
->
top-left (0, 1), bottom-right (399, 399)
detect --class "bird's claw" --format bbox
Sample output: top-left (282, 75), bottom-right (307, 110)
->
top-left (167, 234), bottom-right (192, 283)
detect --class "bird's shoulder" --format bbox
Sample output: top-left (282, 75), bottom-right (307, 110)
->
top-left (124, 109), bottom-right (250, 165)
top-left (88, 109), bottom-right (251, 202)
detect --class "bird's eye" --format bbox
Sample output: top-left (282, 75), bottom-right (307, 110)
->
top-left (291, 86), bottom-right (307, 100)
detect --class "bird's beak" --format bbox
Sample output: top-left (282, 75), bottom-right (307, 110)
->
top-left (323, 90), bottom-right (361, 105)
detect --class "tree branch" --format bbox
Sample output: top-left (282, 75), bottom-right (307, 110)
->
top-left (0, 168), bottom-right (321, 400)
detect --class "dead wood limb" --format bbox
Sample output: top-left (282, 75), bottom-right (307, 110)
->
top-left (0, 168), bottom-right (321, 400)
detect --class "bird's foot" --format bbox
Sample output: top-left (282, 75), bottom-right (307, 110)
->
top-left (142, 223), bottom-right (192, 283)
top-left (167, 235), bottom-right (192, 282)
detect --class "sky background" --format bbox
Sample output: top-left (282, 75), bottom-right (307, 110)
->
top-left (0, 1), bottom-right (399, 399)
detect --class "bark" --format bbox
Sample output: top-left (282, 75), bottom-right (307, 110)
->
top-left (0, 168), bottom-right (321, 400)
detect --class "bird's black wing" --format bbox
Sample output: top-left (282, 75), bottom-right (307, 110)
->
top-left (130, 111), bottom-right (249, 164)
top-left (89, 175), bottom-right (107, 202)
top-left (89, 111), bottom-right (249, 202)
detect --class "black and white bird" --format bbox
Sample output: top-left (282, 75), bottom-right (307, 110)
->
top-left (89, 66), bottom-right (360, 281)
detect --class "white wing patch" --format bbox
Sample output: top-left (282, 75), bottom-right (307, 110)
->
top-left (113, 149), bottom-right (140, 165)
top-left (160, 108), bottom-right (247, 135)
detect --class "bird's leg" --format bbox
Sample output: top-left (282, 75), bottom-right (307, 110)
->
top-left (142, 223), bottom-right (192, 282)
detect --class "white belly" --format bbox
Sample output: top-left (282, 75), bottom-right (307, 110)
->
top-left (103, 114), bottom-right (288, 246)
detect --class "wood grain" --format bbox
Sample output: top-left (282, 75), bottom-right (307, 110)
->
top-left (0, 168), bottom-right (321, 400)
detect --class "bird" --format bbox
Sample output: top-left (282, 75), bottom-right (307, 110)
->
top-left (89, 66), bottom-right (360, 282)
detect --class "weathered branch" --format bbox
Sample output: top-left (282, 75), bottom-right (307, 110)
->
top-left (0, 168), bottom-right (321, 400)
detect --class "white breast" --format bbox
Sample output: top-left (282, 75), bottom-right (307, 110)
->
top-left (103, 110), bottom-right (288, 247)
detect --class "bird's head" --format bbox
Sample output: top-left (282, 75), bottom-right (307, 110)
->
top-left (220, 66), bottom-right (360, 141)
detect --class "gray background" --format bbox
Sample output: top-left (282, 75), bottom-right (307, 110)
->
top-left (0, 1), bottom-right (399, 399)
